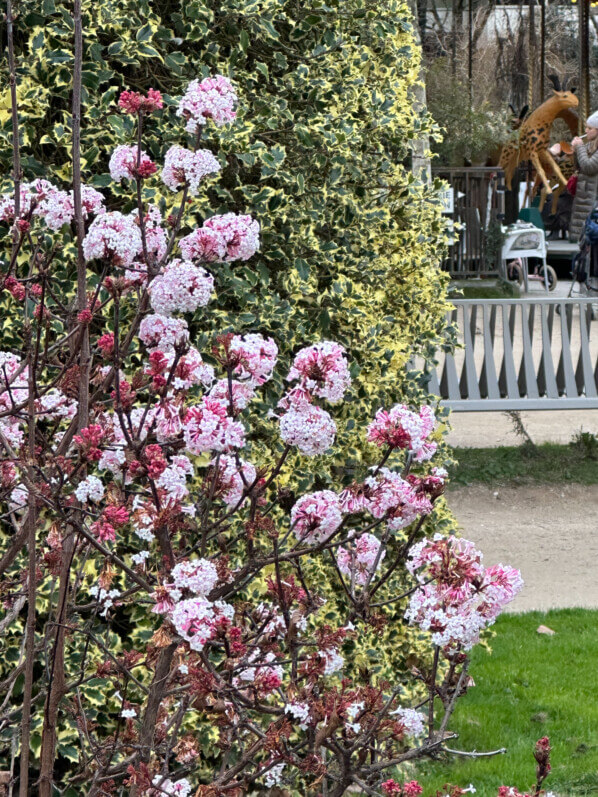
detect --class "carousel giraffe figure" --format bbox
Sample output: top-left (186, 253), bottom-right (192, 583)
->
top-left (486, 103), bottom-right (529, 167)
top-left (500, 75), bottom-right (579, 191)
top-left (534, 107), bottom-right (578, 213)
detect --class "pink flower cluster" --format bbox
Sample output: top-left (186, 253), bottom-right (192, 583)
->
top-left (208, 379), bottom-right (255, 413)
top-left (109, 145), bottom-right (156, 182)
top-left (171, 598), bottom-right (234, 652)
top-left (279, 404), bottom-right (336, 457)
top-left (204, 213), bottom-right (260, 261)
top-left (148, 777), bottom-right (191, 797)
top-left (177, 75), bottom-right (238, 133)
top-left (118, 88), bottom-right (163, 115)
top-left (125, 206), bottom-right (168, 282)
top-left (83, 211), bottom-right (142, 267)
top-left (162, 146), bottom-right (221, 195)
top-left (228, 333), bottom-right (278, 385)
top-left (286, 341), bottom-right (351, 404)
top-left (367, 404), bottom-right (437, 462)
top-left (149, 259), bottom-right (214, 316)
top-left (36, 187), bottom-right (73, 230)
top-left (390, 706), bottom-right (426, 737)
top-left (212, 455), bottom-right (257, 507)
top-left (152, 347), bottom-right (214, 393)
top-left (152, 556), bottom-right (218, 615)
top-left (364, 468), bottom-right (429, 531)
top-left (179, 213), bottom-right (260, 263)
top-left (291, 490), bottom-right (342, 545)
top-left (381, 780), bottom-right (423, 796)
top-left (275, 342), bottom-right (352, 456)
top-left (0, 180), bottom-right (105, 230)
top-left (178, 228), bottom-right (226, 263)
top-left (337, 533), bottom-right (385, 586)
top-left (168, 558), bottom-right (218, 598)
top-left (183, 398), bottom-right (245, 454)
top-left (406, 535), bottom-right (523, 650)
top-left (155, 455), bottom-right (195, 502)
top-left (80, 185), bottom-right (106, 218)
top-left (138, 314), bottom-right (189, 351)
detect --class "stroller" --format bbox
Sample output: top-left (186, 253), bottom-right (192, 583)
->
top-left (568, 203), bottom-right (598, 306)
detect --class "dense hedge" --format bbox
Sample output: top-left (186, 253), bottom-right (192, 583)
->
top-left (2, 0), bottom-right (449, 399)
top-left (0, 0), bottom-right (454, 781)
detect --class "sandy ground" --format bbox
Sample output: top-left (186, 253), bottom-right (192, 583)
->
top-left (447, 483), bottom-right (598, 612)
top-left (447, 409), bottom-right (598, 448)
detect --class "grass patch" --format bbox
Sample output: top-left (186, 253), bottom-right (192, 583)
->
top-left (449, 438), bottom-right (598, 486)
top-left (449, 279), bottom-right (520, 300)
top-left (416, 609), bottom-right (598, 795)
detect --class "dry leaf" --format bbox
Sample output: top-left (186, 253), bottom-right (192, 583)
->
top-left (536, 625), bottom-right (555, 636)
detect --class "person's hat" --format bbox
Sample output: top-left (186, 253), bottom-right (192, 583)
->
top-left (587, 111), bottom-right (598, 128)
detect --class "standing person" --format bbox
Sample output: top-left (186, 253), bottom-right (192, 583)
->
top-left (569, 114), bottom-right (598, 242)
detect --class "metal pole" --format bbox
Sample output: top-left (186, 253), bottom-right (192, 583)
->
top-left (468, 0), bottom-right (473, 108)
top-left (580, 0), bottom-right (590, 133)
top-left (451, 0), bottom-right (457, 77)
top-left (539, 0), bottom-right (545, 100)
top-left (528, 0), bottom-right (536, 109)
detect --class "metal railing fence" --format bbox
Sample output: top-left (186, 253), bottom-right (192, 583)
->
top-left (426, 298), bottom-right (598, 410)
top-left (432, 167), bottom-right (505, 278)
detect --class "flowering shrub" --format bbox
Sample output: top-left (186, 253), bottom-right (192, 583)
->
top-left (0, 31), bottom-right (526, 792)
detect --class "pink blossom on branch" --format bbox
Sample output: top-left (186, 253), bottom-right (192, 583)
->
top-left (182, 398), bottom-right (245, 454)
top-left (208, 378), bottom-right (255, 413)
top-left (79, 184), bottom-right (106, 218)
top-left (291, 490), bottom-right (343, 545)
top-left (204, 212), bottom-right (260, 261)
top-left (82, 211), bottom-right (142, 267)
top-left (337, 533), bottom-right (385, 586)
top-left (279, 403), bottom-right (336, 456)
top-left (109, 145), bottom-right (157, 182)
top-left (179, 227), bottom-right (227, 263)
top-left (228, 333), bottom-right (278, 385)
top-left (367, 403), bottom-right (437, 461)
top-left (162, 145), bottom-right (221, 195)
top-left (138, 314), bottom-right (189, 350)
top-left (363, 468), bottom-right (423, 531)
top-left (118, 88), bottom-right (163, 115)
top-left (286, 340), bottom-right (351, 403)
top-left (176, 74), bottom-right (238, 133)
top-left (406, 535), bottom-right (523, 650)
top-left (148, 259), bottom-right (214, 316)
top-left (210, 455), bottom-right (257, 507)
top-left (381, 780), bottom-right (423, 796)
top-left (170, 597), bottom-right (234, 652)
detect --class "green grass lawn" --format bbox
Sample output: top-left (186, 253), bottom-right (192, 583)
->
top-left (449, 439), bottom-right (598, 487)
top-left (415, 610), bottom-right (598, 795)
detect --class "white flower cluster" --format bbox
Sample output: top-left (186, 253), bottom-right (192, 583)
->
top-left (74, 475), bottom-right (105, 503)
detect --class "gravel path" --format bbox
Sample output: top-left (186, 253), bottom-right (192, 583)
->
top-left (446, 483), bottom-right (598, 612)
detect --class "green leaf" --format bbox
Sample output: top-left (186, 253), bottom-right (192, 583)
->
top-left (31, 31), bottom-right (45, 51)
top-left (294, 258), bottom-right (310, 280)
top-left (88, 42), bottom-right (104, 62)
top-left (107, 114), bottom-right (125, 136)
top-left (46, 49), bottom-right (72, 64)
top-left (137, 43), bottom-right (163, 60)
top-left (165, 52), bottom-right (185, 73)
top-left (136, 23), bottom-right (154, 42)
top-left (255, 62), bottom-right (269, 80)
